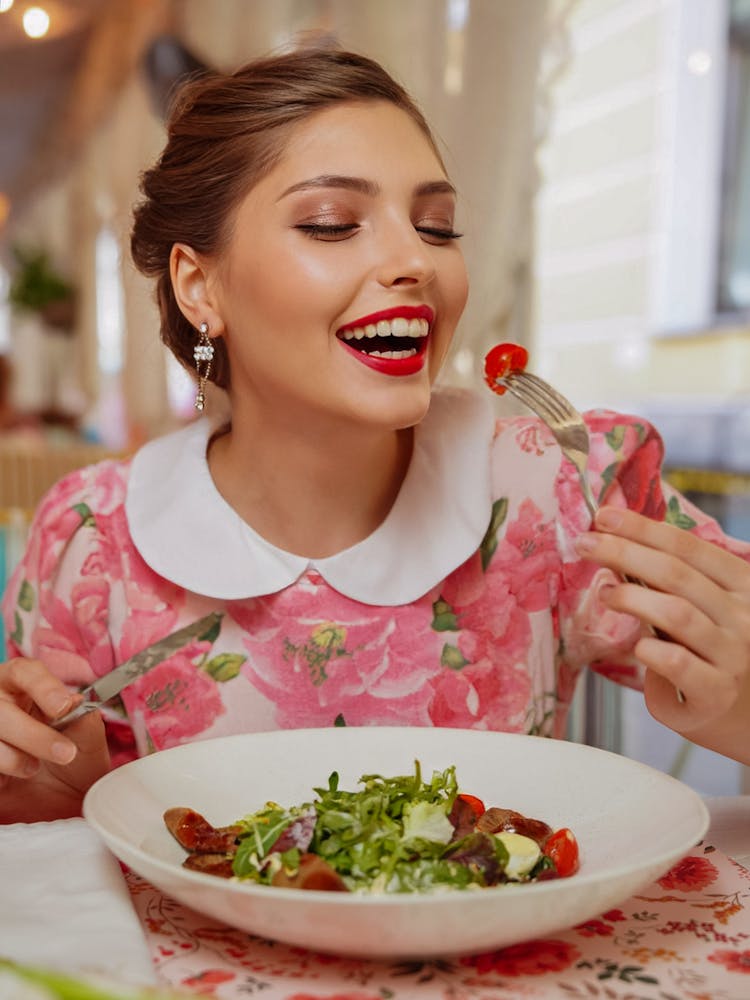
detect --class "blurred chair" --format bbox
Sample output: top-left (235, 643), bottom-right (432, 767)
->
top-left (0, 441), bottom-right (116, 658)
top-left (0, 441), bottom-right (114, 510)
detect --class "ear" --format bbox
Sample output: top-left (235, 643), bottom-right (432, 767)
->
top-left (170, 243), bottom-right (226, 336)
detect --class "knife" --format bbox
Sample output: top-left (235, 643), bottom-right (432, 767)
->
top-left (50, 611), bottom-right (223, 730)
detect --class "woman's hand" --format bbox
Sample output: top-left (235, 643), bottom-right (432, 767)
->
top-left (575, 506), bottom-right (750, 766)
top-left (0, 657), bottom-right (111, 823)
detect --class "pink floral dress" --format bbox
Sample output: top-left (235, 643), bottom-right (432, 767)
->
top-left (3, 387), bottom-right (747, 767)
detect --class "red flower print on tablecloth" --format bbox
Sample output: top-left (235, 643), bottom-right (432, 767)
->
top-left (574, 907), bottom-right (629, 938)
top-left (460, 938), bottom-right (581, 976)
top-left (574, 918), bottom-right (616, 938)
top-left (708, 948), bottom-right (750, 973)
top-left (658, 855), bottom-right (720, 892)
top-left (286, 994), bottom-right (383, 1000)
top-left (181, 968), bottom-right (237, 994)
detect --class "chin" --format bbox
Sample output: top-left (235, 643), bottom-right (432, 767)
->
top-left (378, 384), bottom-right (433, 432)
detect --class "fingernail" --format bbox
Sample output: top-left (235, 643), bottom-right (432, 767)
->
top-left (595, 507), bottom-right (623, 530)
top-left (51, 740), bottom-right (77, 764)
top-left (574, 533), bottom-right (598, 553)
top-left (49, 694), bottom-right (73, 717)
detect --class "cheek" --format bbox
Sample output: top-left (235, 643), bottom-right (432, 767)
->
top-left (228, 246), bottom-right (348, 323)
top-left (453, 259), bottom-right (470, 310)
top-left (441, 256), bottom-right (469, 323)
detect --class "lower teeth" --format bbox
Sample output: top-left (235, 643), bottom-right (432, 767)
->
top-left (368, 349), bottom-right (417, 359)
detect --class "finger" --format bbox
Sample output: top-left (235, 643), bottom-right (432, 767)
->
top-left (575, 529), bottom-right (737, 632)
top-left (0, 657), bottom-right (81, 723)
top-left (594, 507), bottom-right (750, 592)
top-left (0, 698), bottom-right (78, 779)
top-left (47, 711), bottom-right (110, 796)
top-left (602, 579), bottom-right (734, 663)
top-left (638, 638), bottom-right (740, 729)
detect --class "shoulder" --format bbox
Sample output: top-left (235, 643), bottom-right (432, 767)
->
top-left (9, 454), bottom-right (134, 602)
top-left (31, 454), bottom-right (132, 538)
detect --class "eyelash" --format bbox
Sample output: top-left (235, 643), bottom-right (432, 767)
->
top-left (295, 223), bottom-right (463, 243)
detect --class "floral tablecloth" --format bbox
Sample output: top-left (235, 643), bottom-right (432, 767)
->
top-left (125, 842), bottom-right (750, 1000)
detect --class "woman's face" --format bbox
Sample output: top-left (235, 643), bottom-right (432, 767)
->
top-left (207, 100), bottom-right (469, 433)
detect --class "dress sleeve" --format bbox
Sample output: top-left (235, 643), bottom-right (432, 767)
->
top-left (555, 411), bottom-right (750, 688)
top-left (1, 462), bottom-right (123, 686)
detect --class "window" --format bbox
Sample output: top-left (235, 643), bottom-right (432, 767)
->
top-left (717, 0), bottom-right (750, 311)
top-left (95, 225), bottom-right (124, 375)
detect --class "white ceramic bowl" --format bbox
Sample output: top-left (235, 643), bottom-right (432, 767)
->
top-left (83, 727), bottom-right (709, 959)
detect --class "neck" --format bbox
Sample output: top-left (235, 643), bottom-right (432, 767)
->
top-left (207, 405), bottom-right (414, 558)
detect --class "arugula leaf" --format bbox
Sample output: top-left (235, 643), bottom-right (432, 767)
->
top-left (227, 762), bottom-right (552, 894)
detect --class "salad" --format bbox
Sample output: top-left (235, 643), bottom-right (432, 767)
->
top-left (164, 762), bottom-right (579, 894)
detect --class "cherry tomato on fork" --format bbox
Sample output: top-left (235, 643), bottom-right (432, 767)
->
top-left (483, 342), bottom-right (529, 395)
top-left (544, 827), bottom-right (580, 877)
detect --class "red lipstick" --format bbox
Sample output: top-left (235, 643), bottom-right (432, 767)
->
top-left (338, 304), bottom-right (434, 333)
top-left (336, 304), bottom-right (433, 377)
top-left (338, 336), bottom-right (428, 375)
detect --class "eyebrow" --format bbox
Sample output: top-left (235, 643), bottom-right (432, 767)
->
top-left (278, 175), bottom-right (456, 200)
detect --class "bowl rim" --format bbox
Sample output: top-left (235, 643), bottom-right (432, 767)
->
top-left (83, 727), bottom-right (711, 906)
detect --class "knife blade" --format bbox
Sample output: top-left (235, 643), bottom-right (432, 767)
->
top-left (51, 611), bottom-right (223, 730)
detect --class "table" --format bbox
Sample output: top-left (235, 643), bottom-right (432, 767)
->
top-left (3, 797), bottom-right (750, 1000)
top-left (703, 795), bottom-right (750, 868)
top-left (123, 795), bottom-right (750, 1000)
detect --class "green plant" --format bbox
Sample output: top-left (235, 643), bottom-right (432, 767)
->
top-left (8, 245), bottom-right (74, 313)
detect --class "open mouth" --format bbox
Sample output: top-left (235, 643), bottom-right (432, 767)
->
top-left (337, 316), bottom-right (429, 360)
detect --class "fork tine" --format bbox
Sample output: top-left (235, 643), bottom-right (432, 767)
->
top-left (500, 372), bottom-right (592, 460)
top-left (505, 372), bottom-right (579, 422)
top-left (501, 374), bottom-right (571, 426)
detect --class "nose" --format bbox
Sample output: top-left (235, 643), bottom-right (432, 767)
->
top-left (375, 220), bottom-right (437, 289)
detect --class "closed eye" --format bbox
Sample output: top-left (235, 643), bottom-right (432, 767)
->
top-left (416, 226), bottom-right (463, 244)
top-left (295, 223), bottom-right (359, 241)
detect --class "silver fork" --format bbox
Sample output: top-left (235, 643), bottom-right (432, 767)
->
top-left (496, 369), bottom-right (685, 701)
top-left (500, 371), bottom-right (599, 519)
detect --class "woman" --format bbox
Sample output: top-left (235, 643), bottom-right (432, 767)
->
top-left (1, 47), bottom-right (749, 824)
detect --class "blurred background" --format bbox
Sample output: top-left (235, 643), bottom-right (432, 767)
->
top-left (0, 0), bottom-right (748, 795)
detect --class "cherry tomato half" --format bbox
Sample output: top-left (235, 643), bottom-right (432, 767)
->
top-left (483, 343), bottom-right (529, 395)
top-left (457, 793), bottom-right (486, 819)
top-left (544, 827), bottom-right (580, 878)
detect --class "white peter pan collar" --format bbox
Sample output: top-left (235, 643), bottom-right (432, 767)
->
top-left (125, 386), bottom-right (495, 606)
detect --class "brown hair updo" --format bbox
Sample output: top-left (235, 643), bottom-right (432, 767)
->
top-left (130, 46), bottom-right (442, 390)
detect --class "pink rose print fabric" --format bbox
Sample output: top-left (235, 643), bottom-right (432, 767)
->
top-left (3, 404), bottom-right (750, 760)
top-left (124, 843), bottom-right (750, 999)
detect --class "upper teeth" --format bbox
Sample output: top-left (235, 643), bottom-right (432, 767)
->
top-left (340, 317), bottom-right (429, 341)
